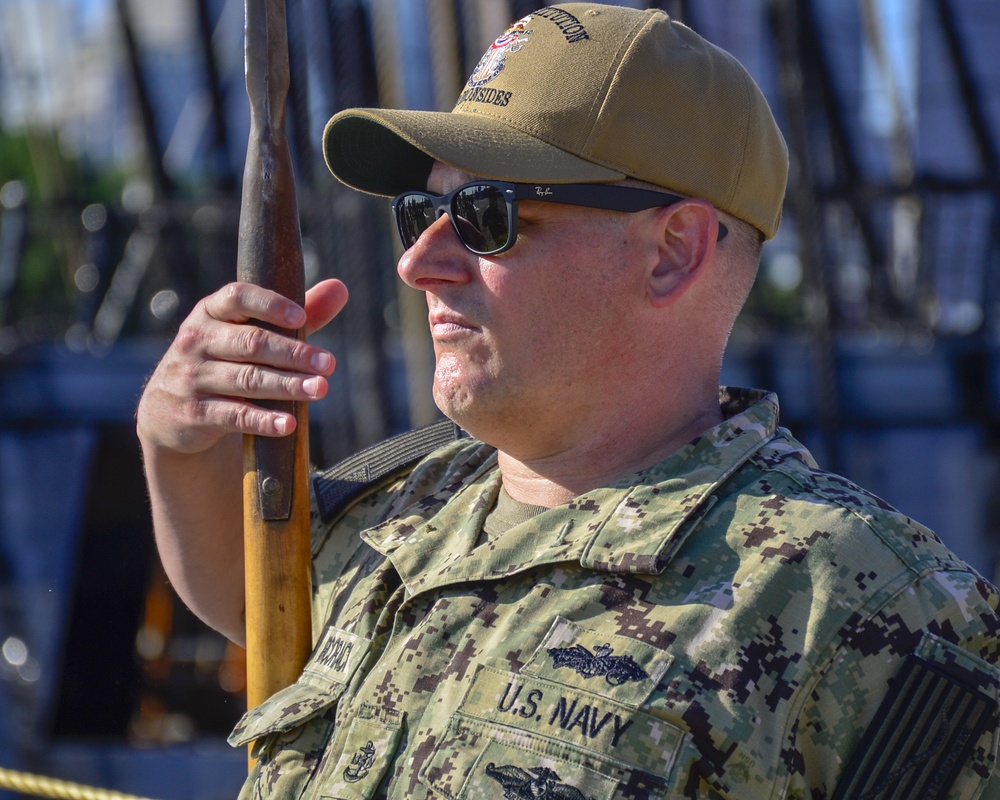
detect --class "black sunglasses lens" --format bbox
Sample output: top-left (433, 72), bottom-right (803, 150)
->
top-left (395, 184), bottom-right (512, 254)
top-left (395, 194), bottom-right (437, 249)
top-left (452, 185), bottom-right (510, 254)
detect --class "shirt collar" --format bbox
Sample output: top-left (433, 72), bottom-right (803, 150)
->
top-left (580, 387), bottom-right (779, 573)
top-left (363, 388), bottom-right (781, 581)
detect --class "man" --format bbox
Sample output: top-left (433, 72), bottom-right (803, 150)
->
top-left (136, 4), bottom-right (1000, 798)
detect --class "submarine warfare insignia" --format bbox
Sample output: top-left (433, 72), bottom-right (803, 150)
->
top-left (548, 643), bottom-right (648, 686)
top-left (484, 763), bottom-right (587, 800)
top-left (343, 740), bottom-right (377, 783)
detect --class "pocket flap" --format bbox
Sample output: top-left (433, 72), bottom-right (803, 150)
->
top-left (229, 681), bottom-right (343, 747)
top-left (522, 617), bottom-right (672, 708)
top-left (229, 625), bottom-right (371, 748)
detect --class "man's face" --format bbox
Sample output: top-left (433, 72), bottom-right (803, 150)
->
top-left (396, 163), bottom-right (651, 453)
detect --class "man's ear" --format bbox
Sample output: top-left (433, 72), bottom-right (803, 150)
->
top-left (646, 199), bottom-right (721, 308)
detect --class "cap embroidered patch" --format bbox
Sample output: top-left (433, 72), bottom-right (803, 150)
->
top-left (532, 6), bottom-right (592, 43)
top-left (467, 16), bottom-right (532, 88)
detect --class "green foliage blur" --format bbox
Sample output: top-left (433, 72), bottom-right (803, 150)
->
top-left (0, 127), bottom-right (127, 338)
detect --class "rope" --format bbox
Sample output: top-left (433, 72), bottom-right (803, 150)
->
top-left (0, 767), bottom-right (157, 800)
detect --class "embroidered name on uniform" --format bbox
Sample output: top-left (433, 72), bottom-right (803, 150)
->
top-left (548, 643), bottom-right (649, 685)
top-left (343, 740), bottom-right (377, 783)
top-left (484, 763), bottom-right (586, 800)
top-left (532, 7), bottom-right (590, 42)
top-left (497, 681), bottom-right (634, 747)
top-left (304, 627), bottom-right (366, 685)
top-left (316, 635), bottom-right (353, 673)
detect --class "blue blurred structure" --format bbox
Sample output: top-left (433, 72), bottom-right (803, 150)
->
top-left (0, 0), bottom-right (998, 797)
top-left (0, 342), bottom-right (248, 798)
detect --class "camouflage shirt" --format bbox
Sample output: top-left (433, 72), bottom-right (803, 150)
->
top-left (230, 388), bottom-right (1000, 799)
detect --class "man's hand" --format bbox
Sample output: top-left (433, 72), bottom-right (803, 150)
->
top-left (136, 279), bottom-right (349, 454)
top-left (135, 278), bottom-right (348, 643)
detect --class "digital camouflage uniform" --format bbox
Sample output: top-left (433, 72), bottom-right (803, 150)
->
top-left (230, 388), bottom-right (1000, 799)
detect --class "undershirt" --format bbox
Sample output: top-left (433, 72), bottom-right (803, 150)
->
top-left (480, 485), bottom-right (548, 542)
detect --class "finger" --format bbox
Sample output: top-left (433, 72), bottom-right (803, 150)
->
top-left (201, 361), bottom-right (332, 403)
top-left (136, 381), bottom-right (296, 455)
top-left (138, 359), bottom-right (321, 453)
top-left (189, 396), bottom-right (299, 441)
top-left (179, 316), bottom-right (335, 378)
top-left (303, 279), bottom-right (349, 337)
top-left (202, 281), bottom-right (308, 329)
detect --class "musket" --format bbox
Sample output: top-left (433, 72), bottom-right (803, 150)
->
top-left (237, 0), bottom-right (312, 721)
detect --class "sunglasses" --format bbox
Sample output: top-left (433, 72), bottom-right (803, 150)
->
top-left (391, 180), bottom-right (728, 256)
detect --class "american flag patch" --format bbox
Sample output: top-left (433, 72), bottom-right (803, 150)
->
top-left (832, 654), bottom-right (997, 800)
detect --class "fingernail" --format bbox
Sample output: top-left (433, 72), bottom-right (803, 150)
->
top-left (303, 376), bottom-right (322, 397)
top-left (275, 417), bottom-right (287, 435)
top-left (311, 352), bottom-right (332, 372)
top-left (284, 305), bottom-right (306, 326)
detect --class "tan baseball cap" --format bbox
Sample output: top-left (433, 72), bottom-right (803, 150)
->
top-left (323, 3), bottom-right (788, 239)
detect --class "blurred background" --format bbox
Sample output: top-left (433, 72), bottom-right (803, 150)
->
top-left (0, 0), bottom-right (997, 797)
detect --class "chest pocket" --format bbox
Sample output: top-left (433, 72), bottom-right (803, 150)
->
top-left (230, 626), bottom-right (370, 800)
top-left (314, 702), bottom-right (404, 800)
top-left (418, 618), bottom-right (687, 800)
top-left (521, 617), bottom-right (674, 707)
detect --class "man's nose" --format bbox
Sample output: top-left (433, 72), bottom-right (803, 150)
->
top-left (397, 213), bottom-right (473, 289)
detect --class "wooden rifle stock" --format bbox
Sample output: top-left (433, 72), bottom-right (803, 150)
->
top-left (237, 0), bottom-right (312, 720)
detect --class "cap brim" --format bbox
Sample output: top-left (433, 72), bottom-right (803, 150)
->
top-left (323, 108), bottom-right (625, 197)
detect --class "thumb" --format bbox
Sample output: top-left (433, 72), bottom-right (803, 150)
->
top-left (303, 279), bottom-right (349, 336)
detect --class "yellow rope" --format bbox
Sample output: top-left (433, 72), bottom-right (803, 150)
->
top-left (0, 767), bottom-right (157, 800)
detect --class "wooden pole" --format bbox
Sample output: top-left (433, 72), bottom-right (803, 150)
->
top-left (237, 0), bottom-right (312, 719)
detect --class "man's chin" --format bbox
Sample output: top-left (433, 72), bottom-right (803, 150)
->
top-left (432, 381), bottom-right (498, 442)
top-left (432, 378), bottom-right (472, 421)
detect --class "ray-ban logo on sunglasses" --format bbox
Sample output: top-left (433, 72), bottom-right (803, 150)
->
top-left (534, 186), bottom-right (554, 197)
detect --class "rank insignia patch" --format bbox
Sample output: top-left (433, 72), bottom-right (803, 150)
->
top-left (831, 653), bottom-right (997, 800)
top-left (548, 643), bottom-right (649, 686)
top-left (484, 763), bottom-right (586, 800)
top-left (342, 740), bottom-right (377, 783)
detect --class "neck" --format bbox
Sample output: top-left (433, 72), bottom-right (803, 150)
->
top-left (495, 389), bottom-right (723, 508)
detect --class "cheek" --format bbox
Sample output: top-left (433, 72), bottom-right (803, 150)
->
top-left (496, 280), bottom-right (623, 378)
top-left (482, 220), bottom-right (641, 340)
